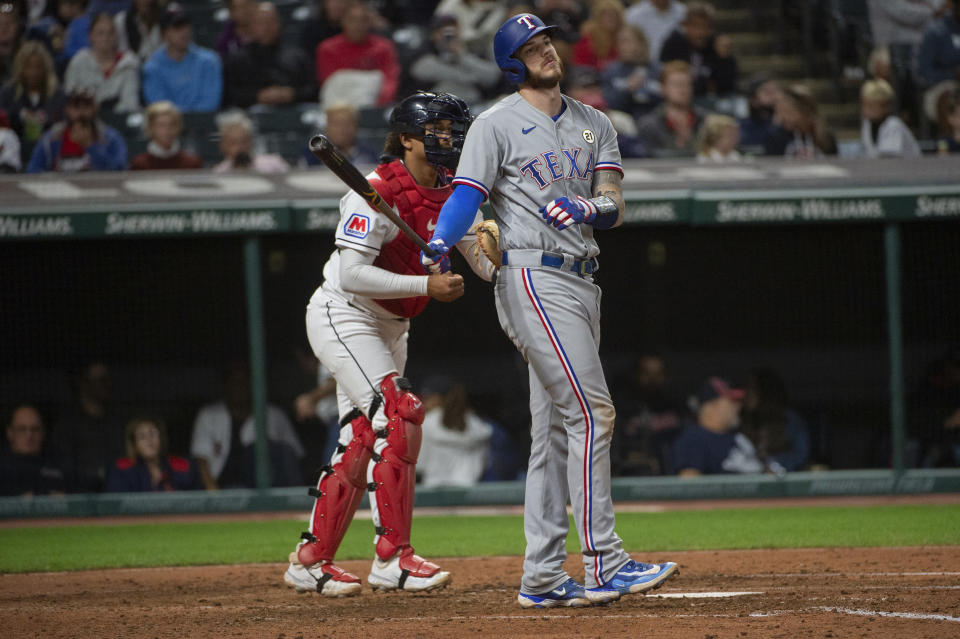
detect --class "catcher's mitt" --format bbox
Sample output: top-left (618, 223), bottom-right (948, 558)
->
top-left (474, 219), bottom-right (502, 268)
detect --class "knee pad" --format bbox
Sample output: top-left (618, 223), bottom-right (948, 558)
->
top-left (378, 374), bottom-right (424, 463)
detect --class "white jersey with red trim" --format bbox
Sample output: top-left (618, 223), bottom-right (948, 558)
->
top-left (452, 92), bottom-right (622, 259)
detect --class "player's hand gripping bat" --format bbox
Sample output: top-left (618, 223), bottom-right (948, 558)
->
top-left (308, 134), bottom-right (438, 257)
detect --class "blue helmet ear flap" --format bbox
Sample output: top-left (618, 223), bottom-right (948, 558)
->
top-left (501, 57), bottom-right (527, 85)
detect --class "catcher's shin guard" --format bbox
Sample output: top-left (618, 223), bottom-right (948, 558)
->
top-left (370, 374), bottom-right (424, 560)
top-left (298, 410), bottom-right (375, 567)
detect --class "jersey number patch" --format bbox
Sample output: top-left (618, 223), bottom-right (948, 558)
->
top-left (344, 213), bottom-right (371, 238)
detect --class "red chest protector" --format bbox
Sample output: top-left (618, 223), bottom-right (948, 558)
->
top-left (372, 160), bottom-right (452, 318)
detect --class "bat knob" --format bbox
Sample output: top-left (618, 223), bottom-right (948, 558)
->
top-left (309, 135), bottom-right (328, 154)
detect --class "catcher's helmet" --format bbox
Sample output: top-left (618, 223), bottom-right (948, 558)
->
top-left (389, 91), bottom-right (472, 170)
top-left (494, 13), bottom-right (556, 85)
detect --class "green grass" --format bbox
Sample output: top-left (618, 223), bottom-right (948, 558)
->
top-left (2, 504), bottom-right (958, 573)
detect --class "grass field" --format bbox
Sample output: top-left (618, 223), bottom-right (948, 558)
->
top-left (2, 503), bottom-right (959, 573)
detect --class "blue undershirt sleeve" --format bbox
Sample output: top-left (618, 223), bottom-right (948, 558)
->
top-left (432, 184), bottom-right (485, 246)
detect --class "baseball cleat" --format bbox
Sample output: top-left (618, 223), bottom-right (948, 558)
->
top-left (284, 549), bottom-right (363, 597)
top-left (517, 577), bottom-right (591, 609)
top-left (367, 546), bottom-right (451, 592)
top-left (586, 560), bottom-right (678, 602)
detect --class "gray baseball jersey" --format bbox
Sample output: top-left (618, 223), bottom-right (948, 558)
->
top-left (453, 93), bottom-right (631, 593)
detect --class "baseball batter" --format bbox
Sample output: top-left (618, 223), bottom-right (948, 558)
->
top-left (284, 91), bottom-right (495, 597)
top-left (421, 14), bottom-right (677, 608)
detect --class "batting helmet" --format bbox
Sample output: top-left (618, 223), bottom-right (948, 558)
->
top-left (389, 91), bottom-right (472, 170)
top-left (494, 13), bottom-right (557, 85)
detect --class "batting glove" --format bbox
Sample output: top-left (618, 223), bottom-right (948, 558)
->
top-left (420, 238), bottom-right (451, 274)
top-left (539, 196), bottom-right (598, 230)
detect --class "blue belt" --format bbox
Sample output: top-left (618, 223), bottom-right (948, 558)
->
top-left (501, 251), bottom-right (597, 277)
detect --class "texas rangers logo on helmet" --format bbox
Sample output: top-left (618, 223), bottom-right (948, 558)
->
top-left (343, 213), bottom-right (370, 238)
top-left (516, 14), bottom-right (537, 29)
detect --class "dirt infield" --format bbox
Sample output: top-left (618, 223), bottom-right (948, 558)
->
top-left (3, 546), bottom-right (958, 638)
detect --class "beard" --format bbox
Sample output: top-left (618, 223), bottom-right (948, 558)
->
top-left (524, 61), bottom-right (563, 90)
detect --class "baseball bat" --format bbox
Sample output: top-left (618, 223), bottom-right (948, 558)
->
top-left (308, 134), bottom-right (438, 256)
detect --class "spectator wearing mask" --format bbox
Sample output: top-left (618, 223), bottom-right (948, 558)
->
top-left (142, 4), bottom-right (222, 113)
top-left (696, 113), bottom-right (741, 162)
top-left (1, 404), bottom-right (66, 496)
top-left (409, 13), bottom-right (501, 106)
top-left (860, 78), bottom-right (922, 157)
top-left (213, 108), bottom-right (288, 173)
top-left (602, 24), bottom-right (661, 119)
top-left (106, 416), bottom-right (200, 492)
top-left (0, 40), bottom-right (65, 165)
top-left (316, 0), bottom-right (399, 108)
top-left (223, 1), bottom-right (315, 108)
top-left (636, 60), bottom-right (708, 157)
top-left (572, 0), bottom-right (624, 72)
top-left (130, 100), bottom-right (203, 169)
top-left (659, 0), bottom-right (737, 96)
top-left (625, 0), bottom-right (686, 64)
top-left (27, 86), bottom-right (126, 171)
top-left (773, 84), bottom-right (837, 159)
top-left (63, 11), bottom-right (140, 113)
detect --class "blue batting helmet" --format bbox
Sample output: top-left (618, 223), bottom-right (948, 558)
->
top-left (494, 13), bottom-right (556, 85)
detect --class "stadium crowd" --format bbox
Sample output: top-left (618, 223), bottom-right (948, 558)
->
top-left (1, 0), bottom-right (959, 174)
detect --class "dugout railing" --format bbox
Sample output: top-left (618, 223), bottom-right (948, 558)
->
top-left (2, 156), bottom-right (959, 517)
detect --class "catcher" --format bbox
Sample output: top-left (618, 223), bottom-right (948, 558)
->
top-left (283, 91), bottom-right (497, 596)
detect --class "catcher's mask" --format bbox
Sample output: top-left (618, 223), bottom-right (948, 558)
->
top-left (389, 91), bottom-right (472, 171)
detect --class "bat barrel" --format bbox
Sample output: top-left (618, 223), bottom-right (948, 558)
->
top-left (309, 134), bottom-right (328, 154)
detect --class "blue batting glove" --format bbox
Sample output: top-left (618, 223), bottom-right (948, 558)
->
top-left (420, 238), bottom-right (451, 274)
top-left (539, 196), bottom-right (598, 230)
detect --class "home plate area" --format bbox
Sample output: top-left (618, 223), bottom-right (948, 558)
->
top-left (2, 547), bottom-right (958, 638)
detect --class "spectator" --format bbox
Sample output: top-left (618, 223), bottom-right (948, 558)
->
top-left (27, 86), bottom-right (126, 171)
top-left (673, 376), bottom-right (764, 476)
top-left (298, 0), bottom-right (346, 75)
top-left (105, 415), bottom-right (200, 491)
top-left (636, 60), bottom-right (708, 157)
top-left (659, 0), bottom-right (737, 97)
top-left (572, 0), bottom-right (624, 72)
top-left (216, 0), bottom-right (255, 60)
top-left (130, 100), bottom-right (203, 169)
top-left (190, 361), bottom-right (305, 489)
top-left (908, 351), bottom-right (960, 468)
top-left (868, 0), bottom-right (942, 75)
top-left (0, 40), bottom-right (64, 165)
top-left (24, 0), bottom-right (86, 74)
top-left (936, 89), bottom-right (960, 153)
top-left (292, 359), bottom-right (340, 469)
top-left (612, 353), bottom-right (684, 476)
top-left (860, 78), bottom-right (922, 158)
top-left (223, 1), bottom-right (315, 108)
top-left (0, 0), bottom-right (23, 86)
top-left (1, 404), bottom-right (66, 496)
top-left (409, 13), bottom-right (501, 106)
top-left (602, 24), bottom-right (661, 119)
top-left (738, 73), bottom-right (784, 153)
top-left (142, 4), bottom-right (222, 113)
top-left (52, 361), bottom-right (125, 492)
top-left (535, 0), bottom-right (586, 68)
top-left (0, 107), bottom-right (19, 170)
top-left (739, 368), bottom-right (811, 474)
top-left (114, 0), bottom-right (163, 61)
top-left (63, 12), bottom-right (140, 113)
top-left (303, 101), bottom-right (377, 167)
top-left (433, 0), bottom-right (505, 58)
top-left (564, 64), bottom-right (606, 110)
top-left (773, 84), bottom-right (837, 159)
top-left (212, 108), bottom-right (288, 173)
top-left (316, 1), bottom-right (399, 108)
top-left (625, 0), bottom-right (686, 65)
top-left (697, 113), bottom-right (741, 162)
top-left (417, 381), bottom-right (493, 488)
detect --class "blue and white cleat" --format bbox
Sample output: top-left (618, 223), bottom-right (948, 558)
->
top-left (586, 560), bottom-right (678, 603)
top-left (517, 577), bottom-right (591, 608)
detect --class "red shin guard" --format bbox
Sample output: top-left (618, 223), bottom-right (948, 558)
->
top-left (298, 412), bottom-right (375, 567)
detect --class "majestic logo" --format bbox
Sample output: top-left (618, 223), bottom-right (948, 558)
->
top-left (343, 213), bottom-right (370, 238)
top-left (582, 129), bottom-right (595, 144)
top-left (426, 218), bottom-right (437, 232)
top-left (522, 125), bottom-right (537, 135)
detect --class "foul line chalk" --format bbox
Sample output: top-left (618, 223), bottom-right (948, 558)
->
top-left (646, 591), bottom-right (763, 598)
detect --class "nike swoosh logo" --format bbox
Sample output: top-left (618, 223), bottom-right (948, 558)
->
top-left (554, 587), bottom-right (566, 595)
top-left (427, 219), bottom-right (437, 231)
top-left (522, 125), bottom-right (536, 134)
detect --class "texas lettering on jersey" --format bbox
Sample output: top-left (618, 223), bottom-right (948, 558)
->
top-left (520, 147), bottom-right (595, 190)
